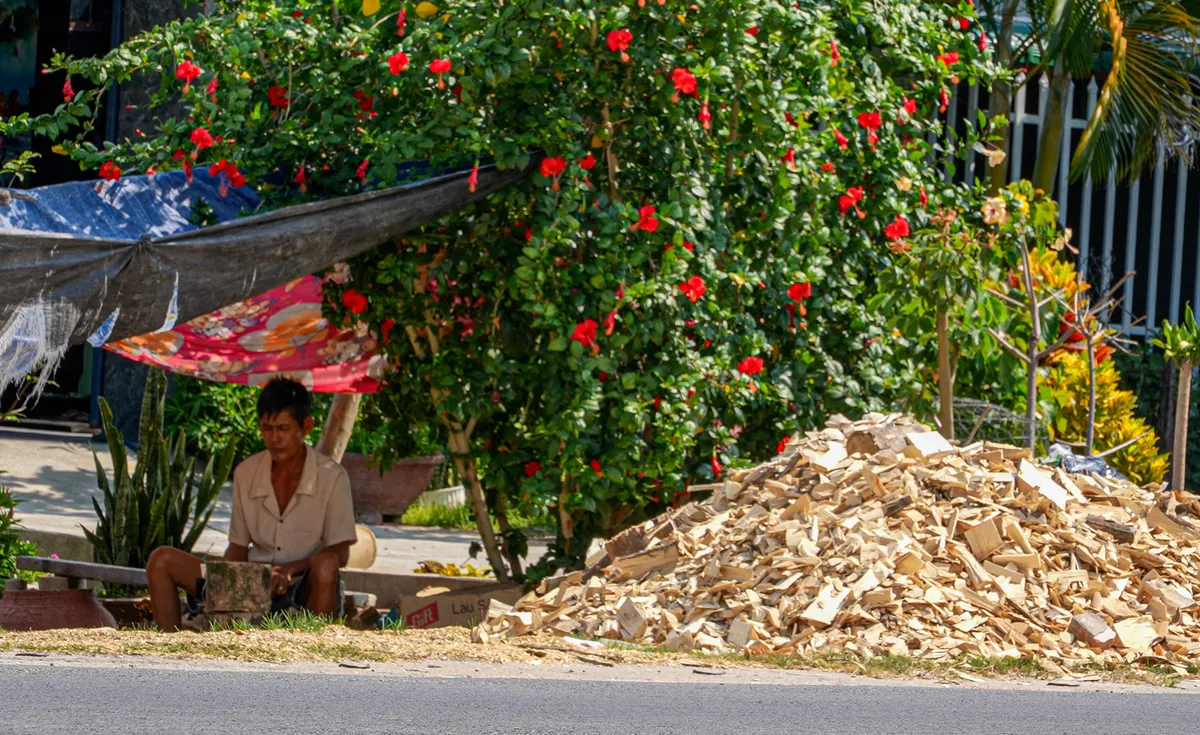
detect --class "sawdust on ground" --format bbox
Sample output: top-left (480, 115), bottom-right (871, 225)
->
top-left (0, 627), bottom-right (658, 666)
top-left (0, 626), bottom-right (1191, 687)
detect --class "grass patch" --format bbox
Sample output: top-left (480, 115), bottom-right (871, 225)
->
top-left (400, 501), bottom-right (553, 534)
top-left (379, 617), bottom-right (407, 633)
top-left (962, 655), bottom-right (1045, 677)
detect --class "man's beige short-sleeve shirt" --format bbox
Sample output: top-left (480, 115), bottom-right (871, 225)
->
top-left (227, 446), bottom-right (357, 564)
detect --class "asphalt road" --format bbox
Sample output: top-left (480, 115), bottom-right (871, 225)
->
top-left (3, 660), bottom-right (1197, 734)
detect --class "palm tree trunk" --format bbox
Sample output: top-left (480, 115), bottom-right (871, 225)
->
top-left (987, 0), bottom-right (1020, 194)
top-left (1173, 360), bottom-right (1192, 492)
top-left (1032, 60), bottom-right (1070, 194)
top-left (937, 308), bottom-right (955, 440)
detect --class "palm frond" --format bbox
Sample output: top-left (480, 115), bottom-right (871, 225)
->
top-left (1072, 0), bottom-right (1200, 182)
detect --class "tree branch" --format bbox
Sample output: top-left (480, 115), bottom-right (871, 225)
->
top-left (1093, 431), bottom-right (1151, 460)
top-left (988, 328), bottom-right (1030, 363)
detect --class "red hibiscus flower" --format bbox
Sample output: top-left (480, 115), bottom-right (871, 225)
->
top-left (429, 58), bottom-right (452, 89)
top-left (937, 51), bottom-right (959, 67)
top-left (524, 461), bottom-right (541, 477)
top-left (903, 98), bottom-right (917, 116)
top-left (467, 163), bottom-right (479, 193)
top-left (834, 129), bottom-right (849, 149)
top-left (737, 356), bottom-right (764, 375)
top-left (699, 102), bottom-right (711, 130)
top-left (357, 158), bottom-right (370, 183)
top-left (711, 453), bottom-right (723, 477)
top-left (590, 459), bottom-right (603, 478)
top-left (858, 111), bottom-right (882, 132)
top-left (182, 157), bottom-right (193, 184)
top-left (540, 156), bottom-right (567, 190)
top-left (342, 288), bottom-right (368, 315)
top-left (671, 67), bottom-right (697, 102)
top-left (957, 17), bottom-right (970, 30)
top-left (858, 110), bottom-right (883, 148)
top-left (820, 162), bottom-right (836, 173)
top-left (190, 127), bottom-right (214, 151)
top-left (604, 309), bottom-right (617, 336)
top-left (571, 318), bottom-right (598, 348)
top-left (781, 147), bottom-right (796, 168)
top-left (884, 214), bottom-right (911, 240)
top-left (939, 87), bottom-right (950, 113)
top-left (175, 60), bottom-right (201, 92)
top-left (353, 91), bottom-right (375, 113)
top-left (267, 85), bottom-right (290, 108)
top-left (777, 436), bottom-right (791, 454)
top-left (98, 161), bottom-right (121, 182)
top-left (678, 276), bottom-right (707, 303)
top-left (62, 79), bottom-right (74, 103)
top-left (607, 29), bottom-right (632, 52)
top-left (579, 154), bottom-right (597, 171)
top-left (294, 164), bottom-right (307, 193)
top-left (788, 282), bottom-right (812, 302)
top-left (745, 26), bottom-right (759, 36)
top-left (920, 186), bottom-right (929, 207)
top-left (978, 30), bottom-right (989, 52)
top-left (207, 76), bottom-right (219, 102)
top-left (829, 39), bottom-right (840, 66)
top-left (631, 205), bottom-right (659, 232)
top-left (388, 52), bottom-right (409, 75)
top-left (396, 8), bottom-right (406, 36)
top-left (380, 318), bottom-right (395, 343)
top-left (785, 112), bottom-right (799, 128)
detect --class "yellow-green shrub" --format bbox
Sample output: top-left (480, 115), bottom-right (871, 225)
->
top-left (1044, 350), bottom-right (1168, 486)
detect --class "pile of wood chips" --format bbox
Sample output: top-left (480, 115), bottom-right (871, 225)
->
top-left (475, 413), bottom-right (1200, 668)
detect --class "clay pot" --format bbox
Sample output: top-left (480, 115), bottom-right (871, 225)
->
top-left (341, 453), bottom-right (444, 523)
top-left (0, 589), bottom-right (117, 631)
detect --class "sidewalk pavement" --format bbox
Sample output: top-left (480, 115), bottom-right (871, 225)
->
top-left (0, 428), bottom-right (545, 574)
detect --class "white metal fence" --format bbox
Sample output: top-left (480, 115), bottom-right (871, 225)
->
top-left (942, 73), bottom-right (1200, 338)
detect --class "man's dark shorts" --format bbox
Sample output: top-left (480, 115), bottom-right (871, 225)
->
top-left (185, 568), bottom-right (345, 619)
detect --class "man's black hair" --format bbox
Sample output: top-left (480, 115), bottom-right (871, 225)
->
top-left (257, 378), bottom-right (311, 424)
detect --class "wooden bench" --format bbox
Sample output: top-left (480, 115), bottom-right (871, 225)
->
top-left (16, 556), bottom-right (148, 589)
top-left (15, 556), bottom-right (375, 611)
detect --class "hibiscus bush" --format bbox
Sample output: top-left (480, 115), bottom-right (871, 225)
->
top-left (8, 0), bottom-right (998, 581)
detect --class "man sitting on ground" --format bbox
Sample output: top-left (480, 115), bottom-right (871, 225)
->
top-left (146, 378), bottom-right (357, 632)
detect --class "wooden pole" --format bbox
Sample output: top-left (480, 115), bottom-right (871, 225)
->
top-left (937, 309), bottom-right (954, 440)
top-left (316, 393), bottom-right (362, 463)
top-left (1172, 361), bottom-right (1192, 492)
top-left (1020, 244), bottom-right (1040, 449)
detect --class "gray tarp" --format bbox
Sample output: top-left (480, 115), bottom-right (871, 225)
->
top-left (0, 161), bottom-right (530, 390)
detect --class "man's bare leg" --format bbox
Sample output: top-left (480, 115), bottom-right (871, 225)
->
top-left (303, 550), bottom-right (341, 616)
top-left (146, 547), bottom-right (202, 633)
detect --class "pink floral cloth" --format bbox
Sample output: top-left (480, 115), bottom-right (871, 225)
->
top-left (106, 269), bottom-right (382, 393)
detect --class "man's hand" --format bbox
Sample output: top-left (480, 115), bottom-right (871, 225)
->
top-left (270, 565), bottom-right (294, 596)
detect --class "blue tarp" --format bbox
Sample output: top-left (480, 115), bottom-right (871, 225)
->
top-left (0, 170), bottom-right (258, 240)
top-left (0, 159), bottom-right (533, 390)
